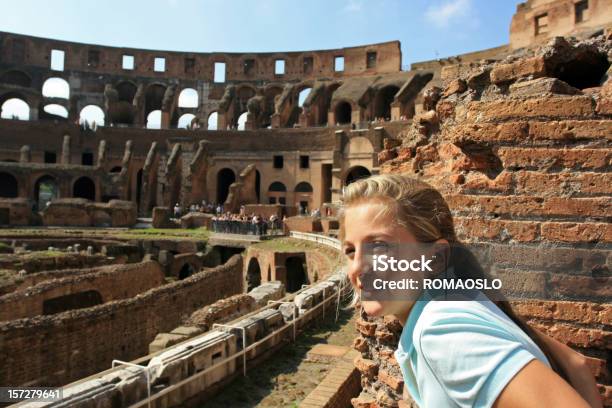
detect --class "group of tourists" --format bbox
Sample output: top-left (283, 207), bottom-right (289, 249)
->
top-left (211, 213), bottom-right (284, 236)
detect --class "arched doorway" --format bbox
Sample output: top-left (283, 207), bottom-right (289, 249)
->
top-left (179, 263), bottom-right (195, 280)
top-left (178, 88), bottom-right (198, 108)
top-left (0, 173), bottom-right (18, 197)
top-left (246, 257), bottom-right (262, 292)
top-left (79, 105), bottom-right (105, 127)
top-left (208, 111), bottom-right (218, 130)
top-left (34, 176), bottom-right (59, 210)
top-left (285, 256), bottom-right (307, 292)
top-left (374, 86), bottom-right (399, 120)
top-left (217, 168), bottom-right (235, 204)
top-left (237, 112), bottom-right (248, 131)
top-left (42, 77), bottom-right (70, 99)
top-left (73, 177), bottom-right (96, 201)
top-left (345, 166), bottom-right (371, 186)
top-left (294, 181), bottom-right (313, 214)
top-left (268, 181), bottom-right (287, 205)
top-left (0, 98), bottom-right (29, 120)
top-left (335, 101), bottom-right (351, 125)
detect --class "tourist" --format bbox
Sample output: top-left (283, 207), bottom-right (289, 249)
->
top-left (173, 203), bottom-right (181, 218)
top-left (340, 174), bottom-right (601, 408)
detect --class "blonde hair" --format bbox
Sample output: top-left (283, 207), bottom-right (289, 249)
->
top-left (337, 173), bottom-right (569, 381)
top-left (339, 173), bottom-right (456, 243)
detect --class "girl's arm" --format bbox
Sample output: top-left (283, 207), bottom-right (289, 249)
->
top-left (493, 359), bottom-right (593, 408)
top-left (534, 329), bottom-right (603, 408)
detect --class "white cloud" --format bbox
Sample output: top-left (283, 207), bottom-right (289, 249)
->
top-left (343, 0), bottom-right (363, 13)
top-left (425, 0), bottom-right (473, 28)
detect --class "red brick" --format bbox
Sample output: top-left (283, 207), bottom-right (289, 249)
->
top-left (353, 337), bottom-right (369, 352)
top-left (375, 330), bottom-right (396, 343)
top-left (461, 172), bottom-right (513, 194)
top-left (351, 394), bottom-right (378, 408)
top-left (356, 318), bottom-right (377, 337)
top-left (442, 79), bottom-right (467, 97)
top-left (528, 120), bottom-right (612, 142)
top-left (513, 171), bottom-right (612, 196)
top-left (496, 147), bottom-right (612, 171)
top-left (446, 194), bottom-right (611, 219)
top-left (451, 122), bottom-right (529, 145)
top-left (532, 322), bottom-right (610, 349)
top-left (541, 222), bottom-right (612, 243)
top-left (454, 217), bottom-right (539, 242)
top-left (354, 356), bottom-right (379, 378)
top-left (548, 274), bottom-right (611, 299)
top-left (490, 56), bottom-right (547, 84)
top-left (467, 96), bottom-right (594, 122)
top-left (383, 315), bottom-right (403, 333)
top-left (378, 369), bottom-right (405, 393)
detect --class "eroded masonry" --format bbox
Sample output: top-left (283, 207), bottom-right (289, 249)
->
top-left (0, 0), bottom-right (610, 407)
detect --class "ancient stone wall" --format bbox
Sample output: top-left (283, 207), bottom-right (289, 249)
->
top-left (0, 260), bottom-right (165, 320)
top-left (353, 32), bottom-right (612, 407)
top-left (0, 254), bottom-right (243, 387)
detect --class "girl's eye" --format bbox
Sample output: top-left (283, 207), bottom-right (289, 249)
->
top-left (372, 241), bottom-right (390, 252)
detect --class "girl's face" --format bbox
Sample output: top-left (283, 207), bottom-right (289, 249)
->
top-left (343, 201), bottom-right (419, 320)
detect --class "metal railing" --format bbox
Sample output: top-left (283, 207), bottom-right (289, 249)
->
top-left (289, 231), bottom-right (341, 250)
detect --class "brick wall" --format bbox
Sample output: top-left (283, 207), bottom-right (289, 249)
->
top-left (354, 32), bottom-right (612, 407)
top-left (0, 254), bottom-right (243, 387)
top-left (0, 261), bottom-right (165, 320)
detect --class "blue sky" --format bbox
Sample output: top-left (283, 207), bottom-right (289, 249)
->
top-left (0, 0), bottom-right (519, 67)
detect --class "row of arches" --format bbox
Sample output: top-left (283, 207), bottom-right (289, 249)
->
top-left (0, 172), bottom-right (96, 209)
top-left (0, 97), bottom-right (106, 125)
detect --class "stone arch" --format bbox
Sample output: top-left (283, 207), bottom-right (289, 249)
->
top-left (268, 181), bottom-right (287, 205)
top-left (112, 81), bottom-right (137, 125)
top-left (178, 263), bottom-right (195, 280)
top-left (294, 181), bottom-right (313, 214)
top-left (334, 100), bottom-right (352, 125)
top-left (237, 111), bottom-right (248, 131)
top-left (144, 83), bottom-right (166, 118)
top-left (0, 172), bottom-right (18, 198)
top-left (42, 104), bottom-right (68, 119)
top-left (207, 111), bottom-right (218, 130)
top-left (34, 175), bottom-right (59, 210)
top-left (116, 81), bottom-right (137, 102)
top-left (73, 176), bottom-right (96, 201)
top-left (246, 257), bottom-right (262, 292)
top-left (374, 85), bottom-right (400, 120)
top-left (217, 168), bottom-right (235, 204)
top-left (79, 105), bottom-right (105, 127)
top-left (0, 70), bottom-right (31, 88)
top-left (285, 256), bottom-right (307, 292)
top-left (178, 88), bottom-right (198, 108)
top-left (344, 166), bottom-right (371, 186)
top-left (146, 110), bottom-right (162, 129)
top-left (178, 113), bottom-right (196, 129)
top-left (0, 97), bottom-right (29, 120)
top-left (42, 77), bottom-right (70, 99)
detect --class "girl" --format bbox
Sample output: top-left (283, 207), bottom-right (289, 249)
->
top-left (340, 174), bottom-right (602, 408)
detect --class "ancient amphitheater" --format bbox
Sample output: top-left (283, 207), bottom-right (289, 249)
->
top-left (0, 0), bottom-right (611, 407)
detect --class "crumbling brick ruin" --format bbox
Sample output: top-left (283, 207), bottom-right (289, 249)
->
top-left (352, 25), bottom-right (612, 408)
top-left (0, 0), bottom-right (610, 406)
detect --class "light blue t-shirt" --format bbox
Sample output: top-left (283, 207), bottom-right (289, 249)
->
top-left (394, 292), bottom-right (550, 408)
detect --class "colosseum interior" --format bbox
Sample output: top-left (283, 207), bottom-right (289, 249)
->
top-left (0, 0), bottom-right (610, 407)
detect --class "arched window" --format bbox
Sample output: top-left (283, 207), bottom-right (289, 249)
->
top-left (294, 182), bottom-right (313, 192)
top-left (178, 113), bottom-right (196, 129)
top-left (345, 166), bottom-right (371, 186)
top-left (298, 88), bottom-right (312, 108)
top-left (268, 181), bottom-right (287, 205)
top-left (146, 110), bottom-right (162, 129)
top-left (237, 112), bottom-right (248, 131)
top-left (335, 101), bottom-right (352, 125)
top-left (42, 77), bottom-right (70, 99)
top-left (0, 173), bottom-right (18, 198)
top-left (178, 88), bottom-right (198, 108)
top-left (43, 104), bottom-right (68, 118)
top-left (208, 112), bottom-right (218, 130)
top-left (0, 98), bottom-right (29, 120)
top-left (34, 175), bottom-right (59, 210)
top-left (269, 182), bottom-right (287, 192)
top-left (217, 168), bottom-right (235, 204)
top-left (79, 105), bottom-right (105, 126)
top-left (73, 177), bottom-right (96, 201)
